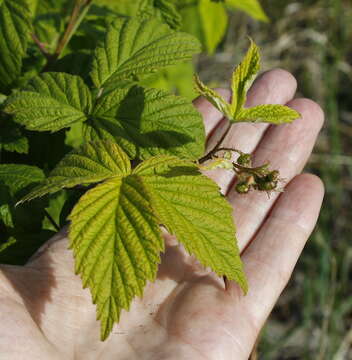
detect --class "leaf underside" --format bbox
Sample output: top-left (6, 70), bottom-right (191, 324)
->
top-left (69, 175), bottom-right (164, 340)
top-left (21, 141), bottom-right (246, 340)
top-left (135, 156), bottom-right (247, 290)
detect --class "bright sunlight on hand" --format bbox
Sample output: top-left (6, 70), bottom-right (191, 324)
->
top-left (0, 69), bottom-right (324, 360)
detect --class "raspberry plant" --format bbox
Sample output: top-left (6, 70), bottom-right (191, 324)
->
top-left (0, 0), bottom-right (299, 340)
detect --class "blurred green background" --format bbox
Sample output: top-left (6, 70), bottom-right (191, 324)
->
top-left (200, 1), bottom-right (352, 358)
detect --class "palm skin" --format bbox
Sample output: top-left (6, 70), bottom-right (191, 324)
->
top-left (0, 69), bottom-right (325, 360)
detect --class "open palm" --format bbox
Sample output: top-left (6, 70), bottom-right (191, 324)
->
top-left (0, 69), bottom-right (324, 360)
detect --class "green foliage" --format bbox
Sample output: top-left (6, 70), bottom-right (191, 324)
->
top-left (0, 117), bottom-right (29, 154)
top-left (69, 175), bottom-right (164, 340)
top-left (179, 0), bottom-right (227, 54)
top-left (0, 164), bottom-right (45, 228)
top-left (0, 164), bottom-right (44, 196)
top-left (20, 141), bottom-right (131, 202)
top-left (195, 40), bottom-right (300, 123)
top-left (0, 0), bottom-right (295, 343)
top-left (0, 0), bottom-right (32, 93)
top-left (25, 140), bottom-right (246, 339)
top-left (5, 72), bottom-right (92, 132)
top-left (154, 0), bottom-right (182, 29)
top-left (198, 0), bottom-right (228, 54)
top-left (226, 0), bottom-right (268, 22)
top-left (135, 156), bottom-right (247, 291)
top-left (0, 163), bottom-right (49, 263)
top-left (85, 85), bottom-right (205, 159)
top-left (90, 16), bottom-right (201, 90)
top-left (179, 0), bottom-right (267, 54)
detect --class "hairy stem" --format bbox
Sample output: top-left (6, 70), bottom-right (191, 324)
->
top-left (44, 0), bottom-right (92, 70)
top-left (31, 33), bottom-right (50, 58)
top-left (198, 121), bottom-right (233, 163)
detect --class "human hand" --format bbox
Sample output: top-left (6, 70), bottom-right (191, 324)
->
top-left (0, 69), bottom-right (324, 360)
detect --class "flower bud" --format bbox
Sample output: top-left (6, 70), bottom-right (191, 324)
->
top-left (237, 153), bottom-right (251, 166)
top-left (235, 182), bottom-right (250, 194)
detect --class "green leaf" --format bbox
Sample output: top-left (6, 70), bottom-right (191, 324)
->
top-left (0, 93), bottom-right (6, 105)
top-left (42, 190), bottom-right (68, 231)
top-left (20, 141), bottom-right (131, 202)
top-left (93, 0), bottom-right (182, 30)
top-left (20, 141), bottom-right (246, 340)
top-left (4, 72), bottom-right (92, 132)
top-left (0, 164), bottom-right (44, 196)
top-left (179, 0), bottom-right (228, 54)
top-left (85, 85), bottom-right (205, 160)
top-left (69, 175), bottom-right (164, 340)
top-left (94, 0), bottom-right (141, 14)
top-left (134, 156), bottom-right (247, 291)
top-left (0, 118), bottom-right (29, 154)
top-left (237, 104), bottom-right (300, 124)
top-left (140, 62), bottom-right (198, 100)
top-left (0, 164), bottom-right (46, 237)
top-left (230, 39), bottom-right (260, 116)
top-left (0, 237), bottom-right (16, 254)
top-left (0, 185), bottom-right (13, 227)
top-left (199, 0), bottom-right (228, 54)
top-left (154, 0), bottom-right (182, 29)
top-left (226, 0), bottom-right (269, 22)
top-left (179, 1), bottom-right (203, 45)
top-left (194, 75), bottom-right (233, 119)
top-left (0, 0), bottom-right (32, 92)
top-left (194, 39), bottom-right (301, 125)
top-left (90, 16), bottom-right (201, 89)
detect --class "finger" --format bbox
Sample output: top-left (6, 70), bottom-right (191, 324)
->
top-left (204, 69), bottom-right (297, 193)
top-left (229, 174), bottom-right (324, 337)
top-left (228, 98), bottom-right (324, 250)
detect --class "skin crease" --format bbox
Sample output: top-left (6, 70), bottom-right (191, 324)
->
top-left (0, 69), bottom-right (325, 360)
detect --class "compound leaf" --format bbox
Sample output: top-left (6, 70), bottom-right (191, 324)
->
top-left (69, 175), bottom-right (164, 340)
top-left (86, 85), bottom-right (205, 160)
top-left (237, 104), bottom-right (300, 124)
top-left (135, 156), bottom-right (247, 292)
top-left (0, 0), bottom-right (32, 92)
top-left (20, 141), bottom-right (131, 202)
top-left (226, 0), bottom-right (268, 22)
top-left (90, 16), bottom-right (201, 89)
top-left (4, 72), bottom-right (92, 132)
top-left (194, 40), bottom-right (300, 125)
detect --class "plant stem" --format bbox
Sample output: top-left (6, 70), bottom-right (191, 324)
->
top-left (31, 33), bottom-right (50, 59)
top-left (44, 0), bottom-right (92, 70)
top-left (44, 210), bottom-right (60, 232)
top-left (198, 122), bottom-right (233, 163)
